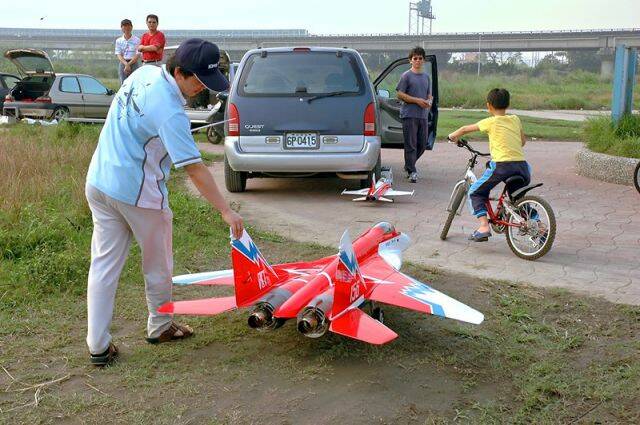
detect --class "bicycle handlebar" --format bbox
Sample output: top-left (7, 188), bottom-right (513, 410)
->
top-left (447, 137), bottom-right (490, 157)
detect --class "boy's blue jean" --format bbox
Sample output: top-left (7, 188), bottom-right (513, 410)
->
top-left (469, 161), bottom-right (531, 217)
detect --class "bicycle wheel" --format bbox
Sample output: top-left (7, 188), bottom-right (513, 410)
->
top-left (505, 195), bottom-right (556, 260)
top-left (634, 161), bottom-right (640, 194)
top-left (440, 185), bottom-right (466, 240)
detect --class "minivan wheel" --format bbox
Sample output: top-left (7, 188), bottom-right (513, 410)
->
top-left (360, 153), bottom-right (382, 188)
top-left (224, 154), bottom-right (247, 192)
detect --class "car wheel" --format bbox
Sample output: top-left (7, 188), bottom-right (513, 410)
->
top-left (224, 154), bottom-right (247, 192)
top-left (360, 153), bottom-right (382, 188)
top-left (52, 107), bottom-right (69, 122)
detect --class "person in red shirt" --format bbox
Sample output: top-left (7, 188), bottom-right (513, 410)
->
top-left (137, 14), bottom-right (165, 65)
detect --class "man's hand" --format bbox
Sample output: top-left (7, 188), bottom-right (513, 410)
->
top-left (416, 98), bottom-right (430, 109)
top-left (137, 45), bottom-right (144, 52)
top-left (124, 64), bottom-right (131, 75)
top-left (222, 208), bottom-right (243, 239)
top-left (447, 133), bottom-right (459, 143)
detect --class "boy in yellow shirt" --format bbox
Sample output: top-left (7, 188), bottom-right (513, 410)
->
top-left (448, 88), bottom-right (530, 242)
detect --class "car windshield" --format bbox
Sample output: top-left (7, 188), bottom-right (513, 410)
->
top-left (239, 51), bottom-right (363, 96)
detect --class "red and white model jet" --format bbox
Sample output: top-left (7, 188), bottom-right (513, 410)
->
top-left (159, 222), bottom-right (483, 344)
top-left (342, 169), bottom-right (413, 203)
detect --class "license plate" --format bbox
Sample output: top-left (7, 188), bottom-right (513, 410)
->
top-left (284, 132), bottom-right (318, 150)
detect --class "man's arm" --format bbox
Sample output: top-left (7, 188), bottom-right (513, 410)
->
top-left (116, 53), bottom-right (129, 66)
top-left (184, 162), bottom-right (243, 238)
top-left (397, 91), bottom-right (430, 109)
top-left (521, 128), bottom-right (527, 146)
top-left (448, 124), bottom-right (480, 142)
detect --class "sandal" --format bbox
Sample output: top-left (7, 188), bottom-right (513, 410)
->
top-left (90, 342), bottom-right (118, 367)
top-left (146, 322), bottom-right (194, 344)
top-left (468, 230), bottom-right (492, 242)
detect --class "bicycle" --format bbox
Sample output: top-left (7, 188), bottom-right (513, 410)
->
top-left (634, 161), bottom-right (640, 194)
top-left (440, 138), bottom-right (556, 261)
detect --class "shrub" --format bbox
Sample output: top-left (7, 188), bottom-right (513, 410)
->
top-left (583, 114), bottom-right (640, 159)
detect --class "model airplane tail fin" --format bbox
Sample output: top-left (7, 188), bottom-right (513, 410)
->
top-left (330, 230), bottom-right (367, 320)
top-left (231, 229), bottom-right (280, 308)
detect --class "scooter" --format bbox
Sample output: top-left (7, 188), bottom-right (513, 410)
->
top-left (206, 92), bottom-right (228, 144)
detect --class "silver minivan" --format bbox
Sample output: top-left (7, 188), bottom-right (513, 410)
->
top-left (223, 47), bottom-right (438, 192)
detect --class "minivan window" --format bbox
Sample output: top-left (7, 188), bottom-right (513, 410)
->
top-left (239, 51), bottom-right (364, 96)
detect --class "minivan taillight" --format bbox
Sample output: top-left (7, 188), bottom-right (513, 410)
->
top-left (364, 102), bottom-right (375, 136)
top-left (35, 96), bottom-right (52, 103)
top-left (228, 103), bottom-right (239, 136)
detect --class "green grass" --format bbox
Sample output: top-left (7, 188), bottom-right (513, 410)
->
top-left (582, 114), bottom-right (640, 159)
top-left (437, 110), bottom-right (583, 141)
top-left (1, 123), bottom-right (639, 423)
top-left (377, 70), bottom-right (639, 110)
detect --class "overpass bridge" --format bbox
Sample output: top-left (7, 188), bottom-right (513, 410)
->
top-left (1, 28), bottom-right (639, 75)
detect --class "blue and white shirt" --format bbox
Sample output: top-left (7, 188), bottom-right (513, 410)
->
top-left (86, 65), bottom-right (202, 210)
top-left (115, 34), bottom-right (140, 60)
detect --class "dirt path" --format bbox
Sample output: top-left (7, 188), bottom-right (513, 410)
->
top-left (201, 141), bottom-right (640, 306)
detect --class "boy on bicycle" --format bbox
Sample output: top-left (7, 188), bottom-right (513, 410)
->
top-left (448, 88), bottom-right (530, 242)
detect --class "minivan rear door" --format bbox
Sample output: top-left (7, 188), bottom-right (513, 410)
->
top-left (373, 55), bottom-right (438, 149)
top-left (233, 50), bottom-right (370, 154)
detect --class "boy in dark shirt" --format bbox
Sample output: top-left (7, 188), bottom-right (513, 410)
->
top-left (396, 46), bottom-right (433, 183)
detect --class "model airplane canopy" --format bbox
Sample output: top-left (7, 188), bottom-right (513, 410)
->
top-left (159, 222), bottom-right (483, 345)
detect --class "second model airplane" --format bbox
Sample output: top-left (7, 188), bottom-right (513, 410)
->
top-left (342, 168), bottom-right (414, 202)
top-left (159, 222), bottom-right (483, 345)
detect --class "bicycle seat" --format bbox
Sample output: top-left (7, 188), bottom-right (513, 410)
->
top-left (510, 183), bottom-right (543, 200)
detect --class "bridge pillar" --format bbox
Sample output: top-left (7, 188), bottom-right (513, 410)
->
top-left (598, 47), bottom-right (615, 78)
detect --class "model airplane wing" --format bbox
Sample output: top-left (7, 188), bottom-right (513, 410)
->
top-left (172, 270), bottom-right (234, 286)
top-left (341, 188), bottom-right (369, 196)
top-left (361, 256), bottom-right (484, 325)
top-left (385, 189), bottom-right (414, 197)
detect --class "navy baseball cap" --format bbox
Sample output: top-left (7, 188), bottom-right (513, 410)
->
top-left (175, 38), bottom-right (229, 91)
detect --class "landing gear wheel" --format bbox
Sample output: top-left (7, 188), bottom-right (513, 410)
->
top-left (52, 107), bottom-right (69, 122)
top-left (371, 307), bottom-right (384, 324)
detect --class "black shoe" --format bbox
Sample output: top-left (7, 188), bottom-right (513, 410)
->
top-left (409, 172), bottom-right (418, 183)
top-left (90, 342), bottom-right (118, 367)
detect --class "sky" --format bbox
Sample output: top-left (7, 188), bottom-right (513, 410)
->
top-left (1, 0), bottom-right (638, 34)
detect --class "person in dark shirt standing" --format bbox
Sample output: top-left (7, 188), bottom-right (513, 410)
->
top-left (138, 14), bottom-right (165, 65)
top-left (396, 46), bottom-right (433, 183)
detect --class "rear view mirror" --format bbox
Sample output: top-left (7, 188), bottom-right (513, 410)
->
top-left (106, 89), bottom-right (115, 95)
top-left (377, 89), bottom-right (390, 98)
top-left (216, 91), bottom-right (228, 101)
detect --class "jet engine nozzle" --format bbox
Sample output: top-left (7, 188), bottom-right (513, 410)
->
top-left (247, 302), bottom-right (284, 331)
top-left (297, 307), bottom-right (329, 338)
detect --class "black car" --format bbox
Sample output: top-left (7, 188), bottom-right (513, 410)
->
top-left (0, 72), bottom-right (21, 111)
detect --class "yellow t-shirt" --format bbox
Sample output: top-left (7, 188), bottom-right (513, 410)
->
top-left (476, 115), bottom-right (525, 162)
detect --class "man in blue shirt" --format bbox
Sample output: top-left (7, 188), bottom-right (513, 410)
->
top-left (85, 39), bottom-right (243, 366)
top-left (396, 46), bottom-right (433, 183)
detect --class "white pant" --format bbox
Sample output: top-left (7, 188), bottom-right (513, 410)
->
top-left (85, 184), bottom-right (173, 354)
